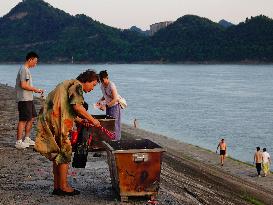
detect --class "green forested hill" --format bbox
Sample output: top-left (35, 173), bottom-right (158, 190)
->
top-left (222, 15), bottom-right (273, 61)
top-left (150, 15), bottom-right (226, 62)
top-left (0, 0), bottom-right (272, 63)
top-left (0, 0), bottom-right (145, 62)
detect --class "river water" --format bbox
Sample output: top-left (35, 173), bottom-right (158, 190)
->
top-left (1, 64), bottom-right (273, 163)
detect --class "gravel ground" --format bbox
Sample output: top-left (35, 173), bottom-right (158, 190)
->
top-left (0, 84), bottom-right (272, 205)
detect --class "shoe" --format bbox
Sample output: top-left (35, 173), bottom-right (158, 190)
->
top-left (24, 137), bottom-right (35, 146)
top-left (258, 175), bottom-right (261, 177)
top-left (15, 140), bottom-right (29, 149)
top-left (52, 189), bottom-right (60, 195)
top-left (58, 189), bottom-right (80, 196)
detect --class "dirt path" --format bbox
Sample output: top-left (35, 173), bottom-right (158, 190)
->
top-left (0, 84), bottom-right (272, 205)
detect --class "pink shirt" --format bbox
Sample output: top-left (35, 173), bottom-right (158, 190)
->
top-left (101, 81), bottom-right (119, 106)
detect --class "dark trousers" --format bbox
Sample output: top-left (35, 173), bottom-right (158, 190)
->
top-left (256, 163), bottom-right (262, 175)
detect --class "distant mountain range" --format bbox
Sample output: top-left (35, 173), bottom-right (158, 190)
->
top-left (218, 19), bottom-right (234, 28)
top-left (0, 0), bottom-right (272, 63)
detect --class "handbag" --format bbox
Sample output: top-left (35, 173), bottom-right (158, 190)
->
top-left (72, 126), bottom-right (92, 168)
top-left (72, 125), bottom-right (115, 168)
top-left (70, 130), bottom-right (79, 146)
top-left (119, 96), bottom-right (127, 109)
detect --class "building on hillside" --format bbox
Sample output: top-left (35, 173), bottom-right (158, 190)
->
top-left (150, 21), bottom-right (173, 35)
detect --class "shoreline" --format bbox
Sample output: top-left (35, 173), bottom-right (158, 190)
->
top-left (1, 83), bottom-right (273, 204)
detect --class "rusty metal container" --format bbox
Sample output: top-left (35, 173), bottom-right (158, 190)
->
top-left (90, 115), bottom-right (115, 151)
top-left (103, 139), bottom-right (164, 202)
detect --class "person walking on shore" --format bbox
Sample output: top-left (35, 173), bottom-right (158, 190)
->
top-left (34, 69), bottom-right (101, 196)
top-left (133, 118), bottom-right (138, 128)
top-left (262, 148), bottom-right (271, 177)
top-left (216, 138), bottom-right (227, 166)
top-left (96, 70), bottom-right (122, 140)
top-left (15, 51), bottom-right (44, 149)
top-left (253, 147), bottom-right (263, 177)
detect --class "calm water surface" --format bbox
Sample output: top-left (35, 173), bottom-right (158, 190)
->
top-left (1, 64), bottom-right (273, 163)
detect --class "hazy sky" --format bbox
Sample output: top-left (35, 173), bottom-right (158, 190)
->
top-left (1, 0), bottom-right (273, 30)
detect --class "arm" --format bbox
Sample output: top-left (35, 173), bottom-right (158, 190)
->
top-left (73, 104), bottom-right (100, 128)
top-left (21, 81), bottom-right (43, 93)
top-left (216, 143), bottom-right (220, 151)
top-left (96, 96), bottom-right (106, 109)
top-left (216, 143), bottom-right (219, 153)
top-left (75, 116), bottom-right (93, 127)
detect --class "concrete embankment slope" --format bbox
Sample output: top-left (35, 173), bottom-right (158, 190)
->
top-left (0, 84), bottom-right (272, 205)
top-left (122, 124), bottom-right (273, 205)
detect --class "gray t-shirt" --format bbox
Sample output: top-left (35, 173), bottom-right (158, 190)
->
top-left (15, 66), bottom-right (33, 102)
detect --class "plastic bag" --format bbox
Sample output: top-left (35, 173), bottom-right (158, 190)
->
top-left (119, 96), bottom-right (127, 109)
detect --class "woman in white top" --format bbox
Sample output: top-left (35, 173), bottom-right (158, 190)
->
top-left (97, 70), bottom-right (121, 140)
top-left (262, 148), bottom-right (271, 176)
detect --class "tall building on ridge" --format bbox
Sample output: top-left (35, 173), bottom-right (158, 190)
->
top-left (150, 21), bottom-right (173, 35)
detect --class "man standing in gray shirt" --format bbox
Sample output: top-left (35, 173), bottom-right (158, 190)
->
top-left (15, 52), bottom-right (44, 149)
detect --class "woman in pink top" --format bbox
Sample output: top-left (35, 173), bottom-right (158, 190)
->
top-left (97, 70), bottom-right (121, 140)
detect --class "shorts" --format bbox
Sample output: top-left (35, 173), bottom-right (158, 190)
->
top-left (18, 101), bottom-right (37, 121)
top-left (220, 150), bottom-right (226, 155)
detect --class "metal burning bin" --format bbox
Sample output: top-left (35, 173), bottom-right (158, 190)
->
top-left (103, 139), bottom-right (165, 202)
top-left (90, 115), bottom-right (115, 151)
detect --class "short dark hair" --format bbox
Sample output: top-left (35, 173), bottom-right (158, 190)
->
top-left (256, 147), bottom-right (260, 151)
top-left (263, 148), bottom-right (266, 152)
top-left (76, 69), bottom-right (98, 83)
top-left (26, 51), bottom-right (39, 61)
top-left (99, 70), bottom-right (108, 83)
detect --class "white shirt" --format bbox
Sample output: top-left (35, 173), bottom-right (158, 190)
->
top-left (262, 152), bottom-right (270, 163)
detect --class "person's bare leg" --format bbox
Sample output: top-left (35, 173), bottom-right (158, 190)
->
top-left (17, 121), bottom-right (26, 140)
top-left (58, 163), bottom-right (73, 192)
top-left (53, 162), bottom-right (59, 190)
top-left (221, 155), bottom-right (224, 165)
top-left (25, 118), bottom-right (34, 139)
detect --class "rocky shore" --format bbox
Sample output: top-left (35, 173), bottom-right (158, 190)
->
top-left (0, 84), bottom-right (273, 205)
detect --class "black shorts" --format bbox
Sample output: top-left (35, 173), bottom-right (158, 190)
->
top-left (18, 101), bottom-right (37, 121)
top-left (220, 150), bottom-right (226, 155)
